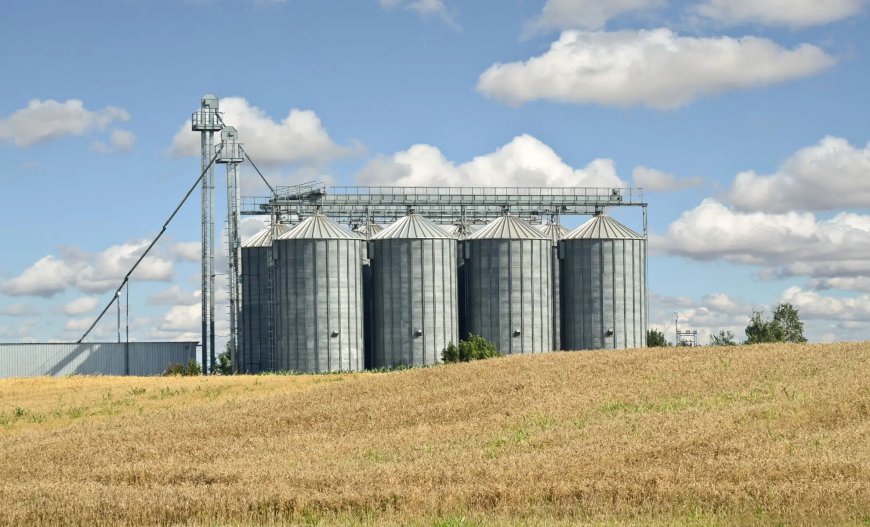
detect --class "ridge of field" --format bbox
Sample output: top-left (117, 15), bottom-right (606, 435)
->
top-left (1, 343), bottom-right (868, 526)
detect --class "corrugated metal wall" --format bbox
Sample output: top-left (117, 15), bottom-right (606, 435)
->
top-left (273, 238), bottom-right (365, 373)
top-left (0, 342), bottom-right (197, 378)
top-left (560, 238), bottom-right (647, 350)
top-left (369, 238), bottom-right (458, 367)
top-left (240, 246), bottom-right (272, 373)
top-left (464, 239), bottom-right (553, 354)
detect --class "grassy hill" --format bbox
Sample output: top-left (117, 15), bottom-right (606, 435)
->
top-left (1, 343), bottom-right (868, 526)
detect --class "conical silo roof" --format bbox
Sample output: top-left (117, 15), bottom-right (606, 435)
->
top-left (277, 213), bottom-right (362, 240)
top-left (373, 213), bottom-right (454, 239)
top-left (242, 224), bottom-right (292, 248)
top-left (539, 223), bottom-right (570, 244)
top-left (468, 215), bottom-right (548, 240)
top-left (564, 213), bottom-right (643, 240)
top-left (354, 223), bottom-right (383, 237)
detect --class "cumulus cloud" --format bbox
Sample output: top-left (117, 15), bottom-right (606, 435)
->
top-left (172, 241), bottom-right (201, 262)
top-left (91, 128), bottom-right (136, 154)
top-left (148, 285), bottom-right (200, 307)
top-left (0, 240), bottom-right (174, 298)
top-left (807, 277), bottom-right (870, 293)
top-left (168, 97), bottom-right (361, 166)
top-left (0, 303), bottom-right (37, 317)
top-left (357, 134), bottom-right (626, 188)
top-left (525, 0), bottom-right (664, 34)
top-left (63, 296), bottom-right (100, 316)
top-left (0, 99), bottom-right (130, 148)
top-left (477, 29), bottom-right (835, 109)
top-left (693, 0), bottom-right (866, 28)
top-left (729, 136), bottom-right (870, 213)
top-left (633, 166), bottom-right (704, 192)
top-left (379, 0), bottom-right (458, 28)
top-left (780, 286), bottom-right (870, 322)
top-left (653, 199), bottom-right (870, 279)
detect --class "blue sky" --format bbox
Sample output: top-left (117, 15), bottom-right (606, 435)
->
top-left (2, 0), bottom-right (869, 345)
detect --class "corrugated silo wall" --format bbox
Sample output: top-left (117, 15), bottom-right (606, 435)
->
top-left (457, 242), bottom-right (468, 340)
top-left (362, 245), bottom-right (374, 369)
top-left (560, 238), bottom-right (647, 350)
top-left (273, 238), bottom-right (364, 372)
top-left (369, 238), bottom-right (458, 367)
top-left (0, 342), bottom-right (197, 378)
top-left (551, 245), bottom-right (561, 350)
top-left (240, 246), bottom-right (272, 373)
top-left (464, 239), bottom-right (552, 354)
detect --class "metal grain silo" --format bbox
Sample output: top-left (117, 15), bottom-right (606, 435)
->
top-left (560, 212), bottom-right (647, 350)
top-left (239, 224), bottom-right (291, 373)
top-left (464, 215), bottom-right (552, 354)
top-left (273, 214), bottom-right (365, 372)
top-left (539, 221), bottom-right (569, 351)
top-left (369, 213), bottom-right (458, 367)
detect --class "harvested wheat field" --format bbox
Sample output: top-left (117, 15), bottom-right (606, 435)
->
top-left (1, 343), bottom-right (869, 527)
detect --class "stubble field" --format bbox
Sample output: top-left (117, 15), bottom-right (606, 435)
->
top-left (1, 342), bottom-right (868, 526)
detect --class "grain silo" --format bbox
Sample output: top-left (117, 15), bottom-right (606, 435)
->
top-left (273, 213), bottom-right (365, 372)
top-left (560, 212), bottom-right (646, 350)
top-left (539, 221), bottom-right (569, 351)
top-left (368, 213), bottom-right (458, 367)
top-left (464, 214), bottom-right (552, 354)
top-left (239, 223), bottom-right (291, 373)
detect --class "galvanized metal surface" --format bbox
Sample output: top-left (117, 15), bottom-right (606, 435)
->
top-left (560, 214), bottom-right (647, 350)
top-left (0, 342), bottom-right (197, 378)
top-left (464, 215), bottom-right (553, 354)
top-left (239, 225), bottom-right (292, 373)
top-left (369, 214), bottom-right (458, 367)
top-left (539, 222), bottom-right (569, 351)
top-left (273, 214), bottom-right (365, 373)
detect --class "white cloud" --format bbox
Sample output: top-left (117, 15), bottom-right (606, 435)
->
top-left (0, 240), bottom-right (174, 298)
top-left (64, 317), bottom-right (94, 332)
top-left (91, 128), bottom-right (136, 154)
top-left (780, 287), bottom-right (870, 322)
top-left (0, 99), bottom-right (130, 148)
top-left (653, 199), bottom-right (870, 279)
top-left (148, 285), bottom-right (200, 306)
top-left (357, 134), bottom-right (626, 188)
top-left (168, 97), bottom-right (361, 166)
top-left (633, 166), bottom-right (704, 192)
top-left (0, 256), bottom-right (78, 298)
top-left (693, 0), bottom-right (866, 28)
top-left (172, 241), bottom-right (201, 262)
top-left (729, 136), bottom-right (870, 212)
top-left (525, 0), bottom-right (664, 34)
top-left (477, 29), bottom-right (835, 109)
top-left (63, 296), bottom-right (100, 316)
top-left (379, 0), bottom-right (458, 28)
top-left (0, 303), bottom-right (37, 317)
top-left (807, 277), bottom-right (870, 293)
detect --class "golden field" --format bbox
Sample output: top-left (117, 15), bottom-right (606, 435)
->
top-left (0, 343), bottom-right (868, 526)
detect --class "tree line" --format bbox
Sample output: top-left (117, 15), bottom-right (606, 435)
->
top-left (647, 302), bottom-right (808, 347)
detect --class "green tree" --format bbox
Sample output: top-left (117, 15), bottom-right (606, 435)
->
top-left (215, 341), bottom-right (234, 375)
top-left (709, 330), bottom-right (737, 346)
top-left (646, 329), bottom-right (670, 347)
top-left (442, 334), bottom-right (499, 363)
top-left (745, 303), bottom-right (807, 344)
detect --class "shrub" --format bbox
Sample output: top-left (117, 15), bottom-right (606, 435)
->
top-left (164, 360), bottom-right (202, 376)
top-left (442, 334), bottom-right (500, 363)
top-left (647, 329), bottom-right (670, 347)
